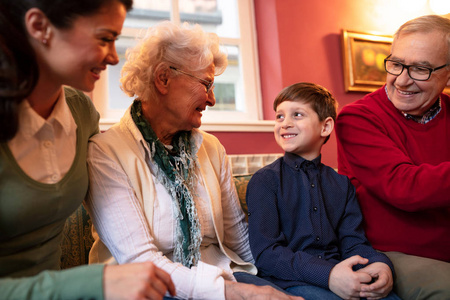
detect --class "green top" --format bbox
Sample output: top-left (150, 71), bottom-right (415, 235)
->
top-left (0, 87), bottom-right (104, 299)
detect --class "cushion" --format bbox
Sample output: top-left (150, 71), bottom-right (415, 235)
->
top-left (233, 175), bottom-right (252, 221)
top-left (60, 204), bottom-right (94, 269)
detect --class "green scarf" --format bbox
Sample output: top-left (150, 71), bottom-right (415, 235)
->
top-left (131, 100), bottom-right (201, 267)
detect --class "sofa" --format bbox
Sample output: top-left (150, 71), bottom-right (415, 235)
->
top-left (60, 174), bottom-right (253, 269)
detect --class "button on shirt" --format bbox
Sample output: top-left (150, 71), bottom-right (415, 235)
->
top-left (246, 152), bottom-right (394, 289)
top-left (7, 89), bottom-right (77, 184)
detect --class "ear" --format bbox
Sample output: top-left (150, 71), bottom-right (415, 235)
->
top-left (154, 66), bottom-right (170, 95)
top-left (320, 117), bottom-right (334, 138)
top-left (24, 8), bottom-right (52, 45)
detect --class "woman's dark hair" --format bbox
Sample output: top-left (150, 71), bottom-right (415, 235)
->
top-left (3, 0), bottom-right (133, 30)
top-left (0, 4), bottom-right (38, 142)
top-left (0, 0), bottom-right (133, 142)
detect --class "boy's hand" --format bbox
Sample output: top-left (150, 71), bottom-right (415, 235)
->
top-left (329, 255), bottom-right (372, 299)
top-left (357, 262), bottom-right (394, 299)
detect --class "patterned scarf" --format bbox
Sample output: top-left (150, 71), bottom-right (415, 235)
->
top-left (130, 100), bottom-right (202, 267)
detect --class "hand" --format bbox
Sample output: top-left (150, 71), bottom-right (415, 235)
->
top-left (357, 262), bottom-right (394, 300)
top-left (224, 280), bottom-right (304, 300)
top-left (103, 262), bottom-right (176, 300)
top-left (329, 255), bottom-right (372, 300)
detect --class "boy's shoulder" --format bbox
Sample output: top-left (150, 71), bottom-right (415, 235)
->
top-left (253, 156), bottom-right (284, 176)
top-left (249, 157), bottom-right (283, 186)
top-left (320, 163), bottom-right (354, 195)
top-left (320, 161), bottom-right (351, 183)
top-left (321, 162), bottom-right (339, 174)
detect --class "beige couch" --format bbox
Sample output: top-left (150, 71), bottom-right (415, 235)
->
top-left (60, 174), bottom-right (252, 269)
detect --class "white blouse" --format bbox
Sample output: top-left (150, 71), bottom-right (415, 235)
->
top-left (8, 88), bottom-right (77, 183)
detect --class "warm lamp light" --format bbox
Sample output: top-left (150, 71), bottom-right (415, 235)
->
top-left (397, 0), bottom-right (427, 12)
top-left (429, 0), bottom-right (450, 15)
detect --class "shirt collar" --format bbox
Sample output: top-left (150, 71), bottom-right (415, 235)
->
top-left (403, 99), bottom-right (441, 124)
top-left (17, 87), bottom-right (76, 139)
top-left (50, 88), bottom-right (76, 135)
top-left (384, 85), bottom-right (441, 124)
top-left (283, 152), bottom-right (322, 171)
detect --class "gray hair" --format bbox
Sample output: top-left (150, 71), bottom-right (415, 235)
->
top-left (120, 21), bottom-right (228, 101)
top-left (393, 15), bottom-right (450, 63)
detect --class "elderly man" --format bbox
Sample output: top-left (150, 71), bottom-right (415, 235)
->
top-left (336, 15), bottom-right (450, 300)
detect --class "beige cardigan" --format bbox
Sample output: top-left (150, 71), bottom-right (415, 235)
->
top-left (87, 107), bottom-right (256, 275)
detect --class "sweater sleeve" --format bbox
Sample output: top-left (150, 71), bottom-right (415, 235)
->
top-left (246, 170), bottom-right (335, 289)
top-left (336, 98), bottom-right (450, 211)
top-left (0, 264), bottom-right (104, 300)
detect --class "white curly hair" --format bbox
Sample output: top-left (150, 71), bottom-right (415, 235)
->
top-left (120, 21), bottom-right (228, 102)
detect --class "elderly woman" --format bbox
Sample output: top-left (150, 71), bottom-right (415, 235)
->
top-left (85, 21), bottom-right (300, 300)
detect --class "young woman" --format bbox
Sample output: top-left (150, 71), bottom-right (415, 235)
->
top-left (0, 1), bottom-right (175, 299)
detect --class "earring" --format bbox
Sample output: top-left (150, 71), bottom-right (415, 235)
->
top-left (42, 38), bottom-right (48, 45)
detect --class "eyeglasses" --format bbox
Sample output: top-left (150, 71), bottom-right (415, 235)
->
top-left (169, 66), bottom-right (214, 93)
top-left (384, 54), bottom-right (448, 81)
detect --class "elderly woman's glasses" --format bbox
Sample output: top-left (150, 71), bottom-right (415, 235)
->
top-left (169, 66), bottom-right (214, 93)
top-left (384, 54), bottom-right (448, 81)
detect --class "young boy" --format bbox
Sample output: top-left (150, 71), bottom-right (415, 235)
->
top-left (246, 82), bottom-right (399, 300)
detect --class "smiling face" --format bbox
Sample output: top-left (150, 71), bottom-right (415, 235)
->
top-left (169, 64), bottom-right (216, 130)
top-left (44, 1), bottom-right (127, 92)
top-left (274, 100), bottom-right (330, 160)
top-left (386, 30), bottom-right (450, 116)
top-left (149, 63), bottom-right (216, 143)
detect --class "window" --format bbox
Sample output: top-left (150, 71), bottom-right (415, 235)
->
top-left (92, 0), bottom-right (272, 131)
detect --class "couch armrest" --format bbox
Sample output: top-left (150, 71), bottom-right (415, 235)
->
top-left (233, 175), bottom-right (252, 221)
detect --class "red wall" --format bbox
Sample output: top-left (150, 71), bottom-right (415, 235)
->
top-left (210, 0), bottom-right (436, 169)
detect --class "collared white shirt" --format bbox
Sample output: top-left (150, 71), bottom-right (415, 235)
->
top-left (8, 88), bottom-right (77, 184)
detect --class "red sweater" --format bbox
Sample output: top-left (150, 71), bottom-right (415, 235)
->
top-left (336, 86), bottom-right (450, 262)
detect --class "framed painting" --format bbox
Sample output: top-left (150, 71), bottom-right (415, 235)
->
top-left (341, 30), bottom-right (393, 93)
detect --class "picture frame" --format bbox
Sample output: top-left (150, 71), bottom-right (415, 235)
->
top-left (341, 29), bottom-right (450, 95)
top-left (341, 30), bottom-right (392, 93)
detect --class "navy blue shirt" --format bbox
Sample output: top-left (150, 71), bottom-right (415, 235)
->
top-left (246, 153), bottom-right (394, 289)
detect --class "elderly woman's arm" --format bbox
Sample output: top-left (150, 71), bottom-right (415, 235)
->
top-left (224, 281), bottom-right (303, 300)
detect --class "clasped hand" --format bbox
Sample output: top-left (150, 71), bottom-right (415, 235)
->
top-left (329, 256), bottom-right (393, 300)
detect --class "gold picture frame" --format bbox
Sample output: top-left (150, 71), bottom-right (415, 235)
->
top-left (341, 30), bottom-right (392, 93)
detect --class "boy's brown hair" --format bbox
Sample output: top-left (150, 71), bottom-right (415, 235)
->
top-left (273, 82), bottom-right (338, 143)
top-left (273, 82), bottom-right (337, 122)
